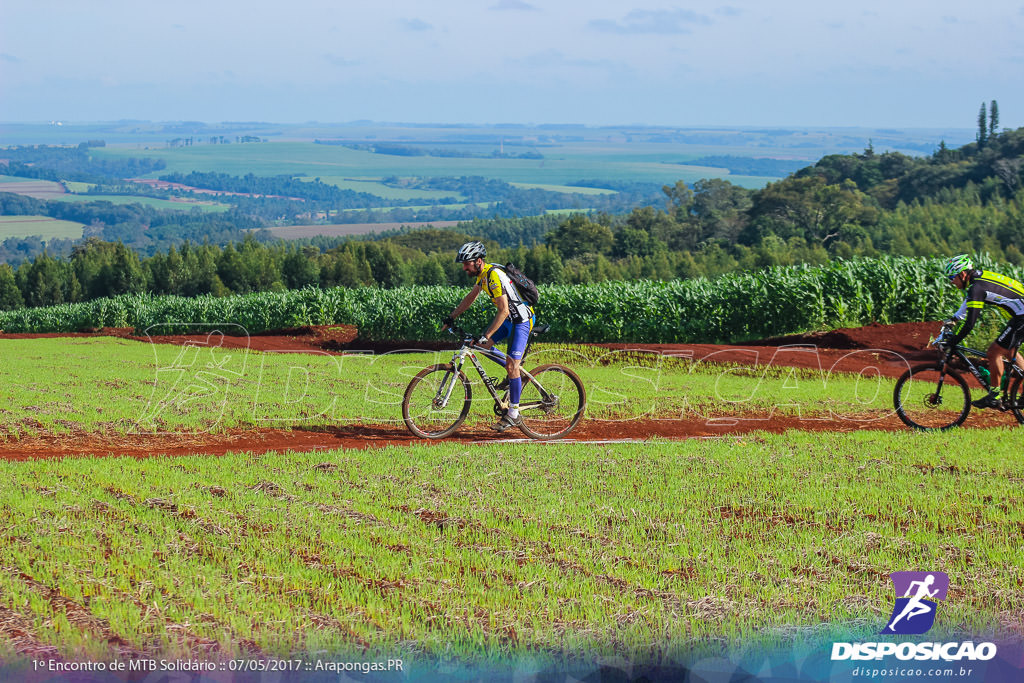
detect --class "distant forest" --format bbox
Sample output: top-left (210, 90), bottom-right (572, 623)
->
top-left (2, 141), bottom-right (166, 183)
top-left (686, 155), bottom-right (811, 177)
top-left (1, 108), bottom-right (1023, 311)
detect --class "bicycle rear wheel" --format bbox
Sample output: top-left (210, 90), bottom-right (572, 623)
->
top-left (1007, 375), bottom-right (1024, 425)
top-left (402, 364), bottom-right (472, 439)
top-left (516, 364), bottom-right (586, 440)
top-left (892, 364), bottom-right (970, 431)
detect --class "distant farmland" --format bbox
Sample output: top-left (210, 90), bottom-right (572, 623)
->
top-left (0, 175), bottom-right (229, 212)
top-left (0, 215), bottom-right (85, 239)
top-left (0, 175), bottom-right (67, 199)
top-left (91, 140), bottom-right (780, 189)
top-left (263, 221), bottom-right (461, 239)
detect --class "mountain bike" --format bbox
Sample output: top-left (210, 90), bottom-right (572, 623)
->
top-left (402, 323), bottom-right (586, 440)
top-left (893, 322), bottom-right (1024, 431)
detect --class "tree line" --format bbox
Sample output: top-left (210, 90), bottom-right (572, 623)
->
top-left (1, 143), bottom-right (165, 183)
top-left (2, 118), bottom-right (1024, 311)
top-left (0, 192), bottom-right (274, 264)
top-left (2, 178), bottom-right (1023, 311)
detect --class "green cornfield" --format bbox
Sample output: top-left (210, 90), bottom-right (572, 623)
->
top-left (0, 256), bottom-right (1008, 343)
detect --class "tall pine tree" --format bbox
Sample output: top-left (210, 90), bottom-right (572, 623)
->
top-left (989, 100), bottom-right (1000, 139)
top-left (977, 102), bottom-right (988, 147)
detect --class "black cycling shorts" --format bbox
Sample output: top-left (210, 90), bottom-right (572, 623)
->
top-left (995, 315), bottom-right (1024, 349)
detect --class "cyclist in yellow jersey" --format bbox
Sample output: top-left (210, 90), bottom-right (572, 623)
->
top-left (443, 241), bottom-right (535, 431)
top-left (943, 254), bottom-right (1024, 409)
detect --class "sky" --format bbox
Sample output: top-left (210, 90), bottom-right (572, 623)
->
top-left (1, 0), bottom-right (1022, 129)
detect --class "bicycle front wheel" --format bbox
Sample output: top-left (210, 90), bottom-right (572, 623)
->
top-left (892, 364), bottom-right (970, 431)
top-left (516, 364), bottom-right (586, 440)
top-left (402, 364), bottom-right (472, 439)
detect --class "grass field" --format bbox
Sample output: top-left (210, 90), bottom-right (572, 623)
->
top-left (0, 336), bottom-right (1019, 672)
top-left (264, 221), bottom-right (461, 240)
top-left (0, 429), bottom-right (1020, 665)
top-left (511, 182), bottom-right (618, 195)
top-left (91, 141), bottom-right (778, 189)
top-left (0, 175), bottom-right (67, 199)
top-left (0, 215), bottom-right (84, 240)
top-left (46, 194), bottom-right (230, 212)
top-left (0, 338), bottom-right (911, 437)
top-left (0, 173), bottom-right (227, 212)
top-left (340, 201), bottom-right (491, 216)
top-left (63, 181), bottom-right (96, 193)
top-left (298, 176), bottom-right (464, 201)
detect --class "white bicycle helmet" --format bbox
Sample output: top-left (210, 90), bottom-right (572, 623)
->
top-left (455, 241), bottom-right (486, 263)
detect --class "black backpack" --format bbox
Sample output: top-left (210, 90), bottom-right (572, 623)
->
top-left (496, 262), bottom-right (539, 306)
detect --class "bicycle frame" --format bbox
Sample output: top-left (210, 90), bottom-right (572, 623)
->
top-left (442, 325), bottom-right (552, 414)
top-left (448, 342), bottom-right (511, 409)
top-left (944, 343), bottom-right (1024, 394)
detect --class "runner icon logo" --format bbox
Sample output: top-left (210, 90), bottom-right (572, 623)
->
top-left (882, 571), bottom-right (949, 635)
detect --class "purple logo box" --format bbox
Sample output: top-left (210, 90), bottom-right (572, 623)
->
top-left (882, 571), bottom-right (949, 635)
top-left (891, 571), bottom-right (949, 601)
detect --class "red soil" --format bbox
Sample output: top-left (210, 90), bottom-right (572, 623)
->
top-left (592, 321), bottom-right (944, 379)
top-left (1, 410), bottom-right (1016, 462)
top-left (0, 325), bottom-right (359, 352)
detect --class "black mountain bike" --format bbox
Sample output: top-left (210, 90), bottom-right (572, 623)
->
top-left (893, 322), bottom-right (1024, 431)
top-left (402, 323), bottom-right (586, 440)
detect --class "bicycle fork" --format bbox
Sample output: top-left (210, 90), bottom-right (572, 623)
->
top-left (928, 361), bottom-right (954, 406)
top-left (433, 350), bottom-right (469, 409)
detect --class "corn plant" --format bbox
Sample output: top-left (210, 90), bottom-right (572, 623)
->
top-left (0, 256), bottom-right (1014, 343)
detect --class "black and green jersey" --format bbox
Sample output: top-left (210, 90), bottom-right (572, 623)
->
top-left (950, 269), bottom-right (1024, 344)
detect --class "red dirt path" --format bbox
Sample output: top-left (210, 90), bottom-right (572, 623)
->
top-left (591, 321), bottom-right (943, 379)
top-left (3, 320), bottom-right (1004, 461)
top-left (2, 410), bottom-right (1017, 462)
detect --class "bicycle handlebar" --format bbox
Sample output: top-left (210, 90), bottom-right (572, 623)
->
top-left (444, 322), bottom-right (477, 345)
top-left (931, 322), bottom-right (956, 351)
top-left (443, 323), bottom-right (506, 364)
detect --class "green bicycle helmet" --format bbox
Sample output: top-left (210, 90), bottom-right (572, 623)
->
top-left (942, 254), bottom-right (973, 278)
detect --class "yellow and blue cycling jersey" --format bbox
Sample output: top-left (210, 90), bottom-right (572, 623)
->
top-left (476, 263), bottom-right (534, 360)
top-left (476, 263), bottom-right (534, 325)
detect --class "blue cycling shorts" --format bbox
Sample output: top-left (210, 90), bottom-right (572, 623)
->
top-left (491, 316), bottom-right (534, 360)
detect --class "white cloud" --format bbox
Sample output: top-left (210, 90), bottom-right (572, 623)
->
top-left (323, 54), bottom-right (359, 68)
top-left (399, 18), bottom-right (433, 31)
top-left (490, 0), bottom-right (538, 10)
top-left (589, 8), bottom-right (712, 35)
top-left (512, 49), bottom-right (632, 75)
